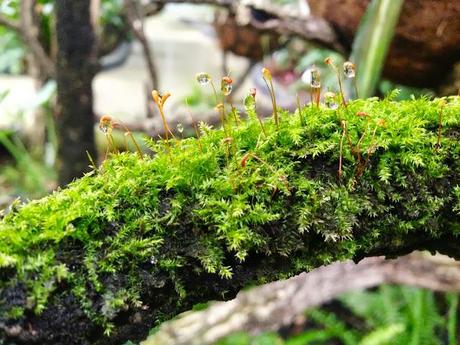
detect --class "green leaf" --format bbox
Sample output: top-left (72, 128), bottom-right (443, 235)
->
top-left (359, 324), bottom-right (405, 345)
top-left (447, 293), bottom-right (458, 345)
top-left (350, 0), bottom-right (404, 98)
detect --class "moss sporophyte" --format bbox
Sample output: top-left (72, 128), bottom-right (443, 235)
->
top-left (1, 65), bottom-right (460, 342)
top-left (98, 115), bottom-right (143, 159)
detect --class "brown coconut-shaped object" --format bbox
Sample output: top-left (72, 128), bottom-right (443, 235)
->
top-left (214, 10), bottom-right (281, 61)
top-left (308, 0), bottom-right (460, 88)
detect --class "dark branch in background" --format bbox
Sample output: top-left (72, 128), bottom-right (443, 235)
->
top-left (95, 103), bottom-right (278, 138)
top-left (125, 0), bottom-right (159, 90)
top-left (145, 252), bottom-right (460, 345)
top-left (151, 0), bottom-right (233, 6)
top-left (0, 13), bottom-right (21, 31)
top-left (249, 16), bottom-right (345, 54)
top-left (149, 0), bottom-right (345, 53)
top-left (20, 0), bottom-right (55, 79)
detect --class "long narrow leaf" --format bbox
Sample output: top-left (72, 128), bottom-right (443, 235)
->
top-left (350, 0), bottom-right (404, 98)
top-left (447, 293), bottom-right (458, 345)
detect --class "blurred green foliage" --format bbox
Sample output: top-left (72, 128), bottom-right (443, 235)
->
top-left (0, 0), bottom-right (126, 74)
top-left (0, 27), bottom-right (24, 74)
top-left (0, 82), bottom-right (56, 199)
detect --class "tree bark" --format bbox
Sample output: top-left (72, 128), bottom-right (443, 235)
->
top-left (55, 0), bottom-right (97, 185)
top-left (145, 252), bottom-right (460, 345)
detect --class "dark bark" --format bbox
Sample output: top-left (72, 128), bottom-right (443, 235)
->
top-left (55, 0), bottom-right (97, 185)
top-left (3, 234), bottom-right (460, 345)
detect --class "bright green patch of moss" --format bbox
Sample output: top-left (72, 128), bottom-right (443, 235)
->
top-left (1, 95), bottom-right (460, 336)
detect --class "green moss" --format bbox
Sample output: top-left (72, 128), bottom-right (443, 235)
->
top-left (1, 95), bottom-right (460, 341)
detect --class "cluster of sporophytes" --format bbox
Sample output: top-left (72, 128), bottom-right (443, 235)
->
top-left (0, 63), bottom-right (460, 342)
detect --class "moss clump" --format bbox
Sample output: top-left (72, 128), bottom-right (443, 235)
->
top-left (1, 94), bottom-right (460, 344)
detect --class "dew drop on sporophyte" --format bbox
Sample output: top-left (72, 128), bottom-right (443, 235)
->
top-left (309, 66), bottom-right (321, 88)
top-left (324, 91), bottom-right (338, 109)
top-left (343, 61), bottom-right (356, 78)
top-left (177, 123), bottom-right (184, 134)
top-left (221, 76), bottom-right (233, 96)
top-left (196, 72), bottom-right (211, 85)
top-left (99, 115), bottom-right (113, 133)
top-left (221, 83), bottom-right (233, 96)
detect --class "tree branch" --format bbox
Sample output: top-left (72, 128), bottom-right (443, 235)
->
top-left (249, 16), bottom-right (345, 54)
top-left (144, 252), bottom-right (460, 345)
top-left (150, 0), bottom-right (233, 6)
top-left (149, 0), bottom-right (345, 53)
top-left (125, 0), bottom-right (159, 90)
top-left (20, 0), bottom-right (55, 79)
top-left (0, 13), bottom-right (21, 31)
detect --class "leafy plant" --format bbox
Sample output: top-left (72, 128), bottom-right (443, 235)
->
top-left (350, 0), bottom-right (404, 98)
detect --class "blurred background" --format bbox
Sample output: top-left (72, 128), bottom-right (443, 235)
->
top-left (0, 1), bottom-right (459, 343)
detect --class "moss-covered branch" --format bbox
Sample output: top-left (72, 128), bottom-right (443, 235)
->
top-left (1, 95), bottom-right (460, 344)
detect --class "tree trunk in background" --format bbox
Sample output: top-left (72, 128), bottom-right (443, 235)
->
top-left (55, 0), bottom-right (97, 186)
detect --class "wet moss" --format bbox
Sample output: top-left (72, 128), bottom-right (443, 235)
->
top-left (1, 95), bottom-right (460, 344)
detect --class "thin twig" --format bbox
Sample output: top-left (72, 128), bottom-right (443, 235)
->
top-left (20, 0), bottom-right (55, 78)
top-left (125, 0), bottom-right (159, 90)
top-left (0, 13), bottom-right (21, 31)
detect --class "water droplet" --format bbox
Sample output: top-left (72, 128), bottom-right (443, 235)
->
top-left (324, 91), bottom-right (338, 109)
top-left (221, 83), bottom-right (233, 96)
top-left (177, 123), bottom-right (184, 134)
top-left (343, 62), bottom-right (356, 78)
top-left (221, 77), bottom-right (233, 96)
top-left (196, 72), bottom-right (211, 85)
top-left (99, 115), bottom-right (113, 133)
top-left (301, 70), bottom-right (311, 85)
top-left (150, 256), bottom-right (157, 265)
top-left (309, 66), bottom-right (321, 88)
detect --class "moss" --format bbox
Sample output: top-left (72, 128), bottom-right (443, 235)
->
top-left (1, 94), bottom-right (460, 344)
